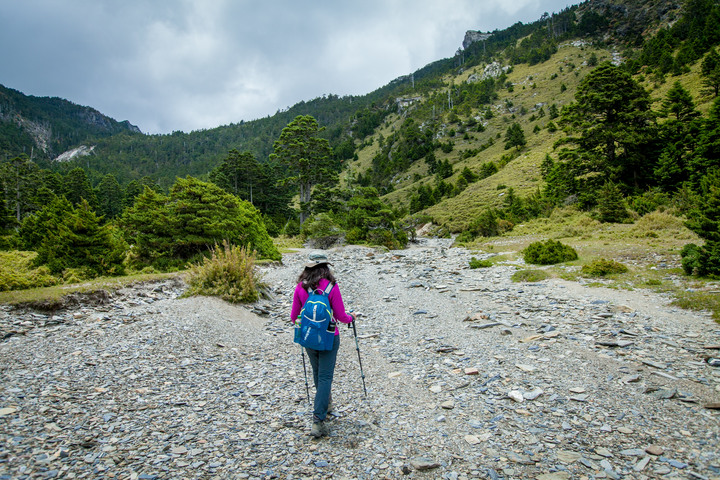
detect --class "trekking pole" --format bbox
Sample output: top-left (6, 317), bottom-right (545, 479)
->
top-left (300, 345), bottom-right (310, 404)
top-left (349, 312), bottom-right (368, 397)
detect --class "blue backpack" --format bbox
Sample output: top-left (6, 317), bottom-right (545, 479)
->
top-left (294, 283), bottom-right (336, 351)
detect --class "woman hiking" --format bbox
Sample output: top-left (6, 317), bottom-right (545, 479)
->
top-left (291, 250), bottom-right (356, 438)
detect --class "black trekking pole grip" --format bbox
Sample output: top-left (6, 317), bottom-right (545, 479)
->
top-left (349, 312), bottom-right (368, 397)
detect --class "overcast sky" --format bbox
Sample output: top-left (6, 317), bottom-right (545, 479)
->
top-left (1, 0), bottom-right (572, 135)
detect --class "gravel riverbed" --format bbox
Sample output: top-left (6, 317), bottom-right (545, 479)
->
top-left (1, 239), bottom-right (719, 480)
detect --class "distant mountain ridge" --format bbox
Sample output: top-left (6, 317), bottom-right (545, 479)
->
top-left (0, 0), bottom-right (699, 191)
top-left (0, 84), bottom-right (140, 161)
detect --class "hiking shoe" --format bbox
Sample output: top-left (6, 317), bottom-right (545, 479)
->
top-left (310, 420), bottom-right (327, 438)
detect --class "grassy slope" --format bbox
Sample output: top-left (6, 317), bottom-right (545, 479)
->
top-left (352, 42), bottom-right (715, 233)
top-left (346, 41), bottom-right (720, 320)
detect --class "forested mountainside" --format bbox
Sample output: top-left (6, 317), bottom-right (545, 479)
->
top-left (2, 0), bottom-right (720, 286)
top-left (1, 0), bottom-right (693, 188)
top-left (0, 84), bottom-right (140, 161)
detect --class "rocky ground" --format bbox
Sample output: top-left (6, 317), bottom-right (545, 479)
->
top-left (1, 239), bottom-right (719, 480)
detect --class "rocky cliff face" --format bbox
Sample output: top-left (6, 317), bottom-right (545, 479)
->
top-left (463, 30), bottom-right (493, 50)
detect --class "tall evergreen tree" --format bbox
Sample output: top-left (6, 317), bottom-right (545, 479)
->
top-left (270, 115), bottom-right (335, 224)
top-left (684, 168), bottom-right (720, 277)
top-left (701, 49), bottom-right (720, 97)
top-left (95, 174), bottom-right (124, 220)
top-left (64, 167), bottom-right (98, 209)
top-left (209, 149), bottom-right (261, 203)
top-left (34, 199), bottom-right (126, 276)
top-left (504, 123), bottom-right (527, 150)
top-left (655, 82), bottom-right (702, 191)
top-left (0, 155), bottom-right (42, 223)
top-left (690, 97), bottom-right (720, 186)
top-left (554, 62), bottom-right (656, 206)
top-left (18, 194), bottom-right (69, 251)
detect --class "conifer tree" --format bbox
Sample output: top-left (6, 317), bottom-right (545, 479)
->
top-left (655, 82), bottom-right (702, 191)
top-left (18, 194), bottom-right (70, 251)
top-left (63, 167), bottom-right (98, 209)
top-left (0, 155), bottom-right (42, 223)
top-left (701, 49), bottom-right (720, 97)
top-left (31, 199), bottom-right (126, 276)
top-left (270, 115), bottom-right (335, 224)
top-left (554, 62), bottom-right (655, 206)
top-left (95, 174), bottom-right (124, 220)
top-left (209, 149), bottom-right (261, 203)
top-left (504, 123), bottom-right (526, 150)
top-left (118, 187), bottom-right (175, 268)
top-left (684, 169), bottom-right (720, 277)
top-left (596, 182), bottom-right (629, 223)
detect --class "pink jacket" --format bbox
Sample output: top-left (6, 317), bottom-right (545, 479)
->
top-left (291, 278), bottom-right (354, 335)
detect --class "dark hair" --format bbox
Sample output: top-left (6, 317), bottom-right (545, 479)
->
top-left (297, 264), bottom-right (336, 290)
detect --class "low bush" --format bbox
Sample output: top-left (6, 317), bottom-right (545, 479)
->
top-left (681, 243), bottom-right (702, 276)
top-left (511, 269), bottom-right (550, 282)
top-left (184, 241), bottom-right (264, 303)
top-left (301, 213), bottom-right (344, 249)
top-left (523, 240), bottom-right (578, 265)
top-left (581, 259), bottom-right (629, 277)
top-left (469, 257), bottom-right (493, 269)
top-left (681, 242), bottom-right (720, 278)
top-left (0, 251), bottom-right (59, 292)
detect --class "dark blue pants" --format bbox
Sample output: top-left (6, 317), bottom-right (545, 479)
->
top-left (305, 334), bottom-right (339, 421)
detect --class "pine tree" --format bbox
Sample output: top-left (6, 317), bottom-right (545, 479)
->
top-left (209, 149), bottom-right (261, 203)
top-left (655, 82), bottom-right (702, 191)
top-left (18, 194), bottom-right (70, 251)
top-left (63, 167), bottom-right (98, 208)
top-left (701, 49), bottom-right (720, 97)
top-left (118, 187), bottom-right (175, 268)
top-left (0, 155), bottom-right (42, 223)
top-left (270, 115), bottom-right (335, 224)
top-left (95, 174), bottom-right (124, 220)
top-left (31, 199), bottom-right (126, 276)
top-left (596, 182), bottom-right (629, 223)
top-left (504, 123), bottom-right (526, 150)
top-left (685, 169), bottom-right (720, 277)
top-left (555, 62), bottom-right (656, 206)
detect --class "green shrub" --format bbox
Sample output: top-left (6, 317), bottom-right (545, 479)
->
top-left (581, 259), bottom-right (629, 277)
top-left (681, 243), bottom-right (702, 275)
top-left (596, 182), bottom-right (629, 223)
top-left (367, 229), bottom-right (396, 249)
top-left (523, 239), bottom-right (578, 265)
top-left (25, 198), bottom-right (126, 277)
top-left (468, 209), bottom-right (500, 238)
top-left (511, 269), bottom-right (550, 282)
top-left (184, 241), bottom-right (264, 303)
top-left (630, 189), bottom-right (670, 216)
top-left (120, 179), bottom-right (280, 269)
top-left (301, 213), bottom-right (344, 249)
top-left (0, 251), bottom-right (58, 292)
top-left (456, 231), bottom-right (474, 243)
top-left (469, 257), bottom-right (493, 269)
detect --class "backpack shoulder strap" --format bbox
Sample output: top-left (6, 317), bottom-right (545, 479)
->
top-left (323, 282), bottom-right (334, 295)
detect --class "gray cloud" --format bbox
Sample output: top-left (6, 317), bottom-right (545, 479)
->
top-left (1, 0), bottom-right (571, 134)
